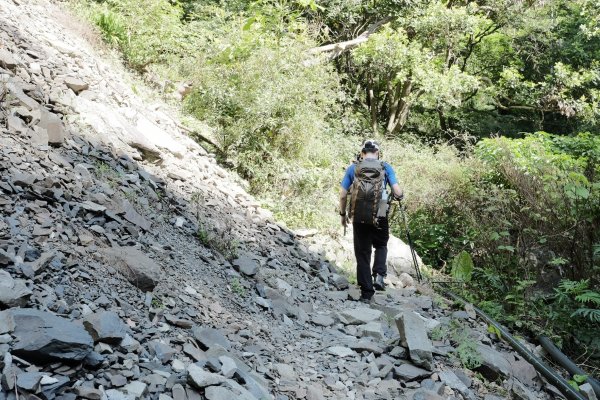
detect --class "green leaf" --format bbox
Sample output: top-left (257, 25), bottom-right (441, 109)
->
top-left (573, 374), bottom-right (588, 384)
top-left (575, 186), bottom-right (590, 199)
top-left (242, 17), bottom-right (256, 31)
top-left (487, 324), bottom-right (502, 338)
top-left (451, 251), bottom-right (474, 282)
top-left (497, 245), bottom-right (515, 252)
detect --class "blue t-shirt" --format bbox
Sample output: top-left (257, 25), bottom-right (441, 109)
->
top-left (341, 161), bottom-right (398, 191)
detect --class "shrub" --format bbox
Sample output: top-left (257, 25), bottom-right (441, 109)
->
top-left (77, 0), bottom-right (197, 72)
top-left (184, 24), bottom-right (341, 183)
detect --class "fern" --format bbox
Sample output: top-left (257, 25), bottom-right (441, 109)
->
top-left (575, 291), bottom-right (600, 307)
top-left (557, 279), bottom-right (589, 294)
top-left (571, 308), bottom-right (600, 323)
top-left (555, 279), bottom-right (600, 324)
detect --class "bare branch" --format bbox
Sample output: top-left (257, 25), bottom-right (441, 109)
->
top-left (308, 17), bottom-right (393, 60)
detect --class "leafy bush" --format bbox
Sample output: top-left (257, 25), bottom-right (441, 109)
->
top-left (76, 0), bottom-right (197, 72)
top-left (184, 25), bottom-right (341, 183)
top-left (550, 279), bottom-right (600, 353)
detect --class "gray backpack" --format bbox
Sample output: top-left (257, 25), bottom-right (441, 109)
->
top-left (348, 159), bottom-right (388, 225)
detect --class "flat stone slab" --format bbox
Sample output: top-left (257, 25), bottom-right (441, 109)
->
top-left (192, 326), bottom-right (231, 350)
top-left (8, 308), bottom-right (93, 363)
top-left (349, 340), bottom-right (384, 355)
top-left (232, 254), bottom-right (259, 277)
top-left (311, 314), bottom-right (335, 327)
top-left (187, 364), bottom-right (226, 388)
top-left (327, 346), bottom-right (355, 357)
top-left (357, 321), bottom-right (384, 340)
top-left (64, 77), bottom-right (89, 93)
top-left (394, 363), bottom-right (431, 381)
top-left (476, 344), bottom-right (512, 381)
top-left (338, 307), bottom-right (383, 325)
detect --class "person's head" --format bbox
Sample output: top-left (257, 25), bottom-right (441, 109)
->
top-left (361, 139), bottom-right (380, 159)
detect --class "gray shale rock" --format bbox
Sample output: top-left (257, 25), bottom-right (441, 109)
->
top-left (83, 311), bottom-right (128, 344)
top-left (396, 311), bottom-right (433, 370)
top-left (232, 254), bottom-right (260, 277)
top-left (187, 364), bottom-right (226, 389)
top-left (476, 344), bottom-right (512, 381)
top-left (7, 308), bottom-right (93, 363)
top-left (338, 307), bottom-right (383, 325)
top-left (192, 326), bottom-right (231, 350)
top-left (0, 49), bottom-right (18, 70)
top-left (0, 249), bottom-right (14, 265)
top-left (100, 247), bottom-right (162, 291)
top-left (0, 270), bottom-right (32, 308)
top-left (394, 363), bottom-right (431, 381)
top-left (64, 76), bottom-right (89, 94)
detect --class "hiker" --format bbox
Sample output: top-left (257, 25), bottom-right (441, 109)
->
top-left (339, 139), bottom-right (404, 302)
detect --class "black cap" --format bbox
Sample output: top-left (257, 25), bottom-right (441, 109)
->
top-left (361, 139), bottom-right (380, 153)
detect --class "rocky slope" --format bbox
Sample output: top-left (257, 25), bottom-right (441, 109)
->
top-left (0, 1), bottom-right (581, 399)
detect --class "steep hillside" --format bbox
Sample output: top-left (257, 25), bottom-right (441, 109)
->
top-left (0, 1), bottom-right (583, 400)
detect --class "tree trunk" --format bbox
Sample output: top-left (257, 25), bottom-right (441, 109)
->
top-left (438, 108), bottom-right (448, 132)
top-left (367, 74), bottom-right (378, 133)
top-left (386, 77), bottom-right (413, 137)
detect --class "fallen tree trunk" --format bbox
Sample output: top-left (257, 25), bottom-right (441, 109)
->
top-left (307, 17), bottom-right (392, 60)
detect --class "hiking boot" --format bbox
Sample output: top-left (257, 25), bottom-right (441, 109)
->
top-left (373, 274), bottom-right (385, 291)
top-left (359, 295), bottom-right (373, 304)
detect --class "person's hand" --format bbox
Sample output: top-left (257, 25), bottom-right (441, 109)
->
top-left (394, 193), bottom-right (404, 202)
top-left (341, 214), bottom-right (348, 228)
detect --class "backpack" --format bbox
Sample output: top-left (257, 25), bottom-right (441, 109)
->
top-left (348, 158), bottom-right (388, 225)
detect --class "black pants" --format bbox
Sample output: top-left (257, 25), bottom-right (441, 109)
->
top-left (353, 218), bottom-right (389, 298)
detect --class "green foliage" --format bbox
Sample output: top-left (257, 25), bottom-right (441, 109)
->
top-left (551, 280), bottom-right (600, 351)
top-left (150, 296), bottom-right (163, 309)
top-left (446, 320), bottom-right (483, 370)
top-left (196, 227), bottom-right (210, 246)
top-left (76, 0), bottom-right (199, 72)
top-left (451, 251), bottom-right (474, 282)
top-left (95, 10), bottom-right (126, 46)
top-left (455, 340), bottom-right (482, 370)
top-left (230, 277), bottom-right (246, 297)
top-left (487, 324), bottom-right (502, 339)
top-left (184, 27), bottom-right (340, 189)
top-left (568, 373), bottom-right (589, 391)
top-left (430, 324), bottom-right (448, 341)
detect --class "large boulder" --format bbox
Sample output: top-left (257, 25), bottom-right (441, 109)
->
top-left (5, 308), bottom-right (93, 363)
top-left (99, 247), bottom-right (162, 291)
top-left (387, 235), bottom-right (423, 278)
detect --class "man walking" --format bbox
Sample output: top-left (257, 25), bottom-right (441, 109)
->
top-left (339, 140), bottom-right (403, 302)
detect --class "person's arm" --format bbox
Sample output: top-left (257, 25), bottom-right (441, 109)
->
top-left (339, 188), bottom-right (349, 214)
top-left (391, 183), bottom-right (404, 199)
top-left (339, 165), bottom-right (354, 226)
top-left (385, 163), bottom-right (404, 199)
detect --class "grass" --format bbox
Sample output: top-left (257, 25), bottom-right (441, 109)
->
top-left (230, 277), bottom-right (246, 297)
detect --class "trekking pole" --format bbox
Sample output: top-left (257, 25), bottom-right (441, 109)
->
top-left (398, 200), bottom-right (423, 283)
